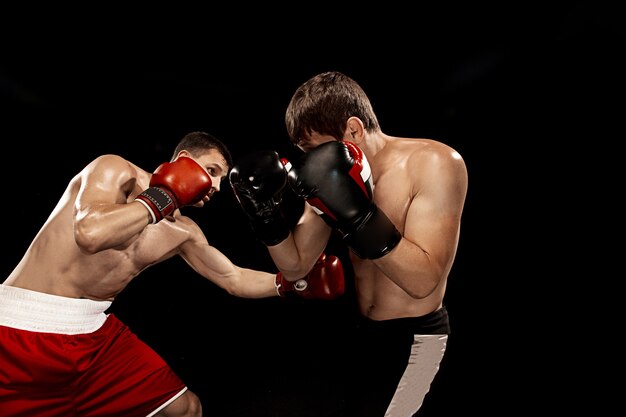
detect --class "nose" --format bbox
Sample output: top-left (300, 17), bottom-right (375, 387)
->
top-left (211, 178), bottom-right (221, 193)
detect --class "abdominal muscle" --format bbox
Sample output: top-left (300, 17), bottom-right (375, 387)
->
top-left (6, 238), bottom-right (148, 302)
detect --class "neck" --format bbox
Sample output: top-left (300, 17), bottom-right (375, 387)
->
top-left (358, 130), bottom-right (389, 161)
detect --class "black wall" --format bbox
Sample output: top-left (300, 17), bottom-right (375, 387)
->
top-left (2, 3), bottom-right (621, 415)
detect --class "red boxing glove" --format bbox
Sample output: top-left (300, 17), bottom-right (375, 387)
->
top-left (135, 156), bottom-right (213, 223)
top-left (275, 254), bottom-right (345, 300)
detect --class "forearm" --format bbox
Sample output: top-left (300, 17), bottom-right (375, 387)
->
top-left (372, 238), bottom-right (445, 299)
top-left (235, 269), bottom-right (280, 298)
top-left (202, 266), bottom-right (278, 299)
top-left (181, 239), bottom-right (279, 298)
top-left (266, 204), bottom-right (332, 280)
top-left (268, 227), bottom-right (331, 281)
top-left (74, 202), bottom-right (150, 253)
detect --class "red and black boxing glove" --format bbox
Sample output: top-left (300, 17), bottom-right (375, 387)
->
top-left (287, 141), bottom-right (401, 259)
top-left (135, 156), bottom-right (212, 223)
top-left (275, 253), bottom-right (345, 300)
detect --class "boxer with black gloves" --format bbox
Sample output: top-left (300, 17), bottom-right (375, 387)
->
top-left (264, 71), bottom-right (468, 417)
top-left (229, 150), bottom-right (346, 300)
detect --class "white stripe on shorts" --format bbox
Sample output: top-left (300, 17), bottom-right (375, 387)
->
top-left (385, 334), bottom-right (448, 417)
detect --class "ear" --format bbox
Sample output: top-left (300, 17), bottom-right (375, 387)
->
top-left (176, 150), bottom-right (192, 160)
top-left (344, 117), bottom-right (365, 145)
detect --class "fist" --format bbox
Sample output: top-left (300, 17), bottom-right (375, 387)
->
top-left (136, 156), bottom-right (212, 223)
top-left (151, 157), bottom-right (213, 207)
top-left (229, 150), bottom-right (288, 218)
top-left (276, 253), bottom-right (345, 300)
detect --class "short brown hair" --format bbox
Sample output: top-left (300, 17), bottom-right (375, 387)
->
top-left (171, 131), bottom-right (233, 168)
top-left (285, 71), bottom-right (380, 145)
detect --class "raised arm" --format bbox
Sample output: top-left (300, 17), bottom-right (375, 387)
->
top-left (229, 150), bottom-right (332, 281)
top-left (268, 203), bottom-right (332, 280)
top-left (73, 154), bottom-right (153, 253)
top-left (73, 154), bottom-right (213, 254)
top-left (373, 146), bottom-right (468, 298)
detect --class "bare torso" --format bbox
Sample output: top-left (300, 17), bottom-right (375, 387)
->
top-left (5, 161), bottom-right (191, 301)
top-left (352, 137), bottom-right (465, 320)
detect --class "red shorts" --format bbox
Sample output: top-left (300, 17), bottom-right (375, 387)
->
top-left (0, 285), bottom-right (187, 417)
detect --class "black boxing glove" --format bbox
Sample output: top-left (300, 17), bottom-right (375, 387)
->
top-left (229, 150), bottom-right (291, 246)
top-left (288, 141), bottom-right (401, 259)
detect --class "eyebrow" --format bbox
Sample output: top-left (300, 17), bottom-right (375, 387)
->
top-left (209, 162), bottom-right (230, 175)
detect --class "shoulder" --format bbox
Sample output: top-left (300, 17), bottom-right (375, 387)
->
top-left (86, 154), bottom-right (133, 170)
top-left (402, 138), bottom-right (462, 163)
top-left (404, 139), bottom-right (465, 174)
top-left (390, 138), bottom-right (467, 191)
top-left (81, 154), bottom-right (139, 180)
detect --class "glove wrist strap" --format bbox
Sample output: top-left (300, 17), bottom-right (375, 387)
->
top-left (343, 205), bottom-right (401, 259)
top-left (275, 273), bottom-right (308, 297)
top-left (135, 187), bottom-right (176, 223)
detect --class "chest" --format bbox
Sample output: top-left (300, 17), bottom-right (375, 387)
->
top-left (115, 219), bottom-right (189, 266)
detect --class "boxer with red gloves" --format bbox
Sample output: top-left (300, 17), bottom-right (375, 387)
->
top-left (135, 156), bottom-right (213, 224)
top-left (2, 131), bottom-right (300, 417)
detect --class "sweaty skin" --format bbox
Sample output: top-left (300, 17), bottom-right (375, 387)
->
top-left (5, 149), bottom-right (278, 301)
top-left (270, 124), bottom-right (468, 320)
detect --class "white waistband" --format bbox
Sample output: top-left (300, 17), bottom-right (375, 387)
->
top-left (0, 284), bottom-right (112, 334)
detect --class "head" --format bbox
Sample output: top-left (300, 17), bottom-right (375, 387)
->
top-left (171, 131), bottom-right (233, 204)
top-left (285, 71), bottom-right (380, 152)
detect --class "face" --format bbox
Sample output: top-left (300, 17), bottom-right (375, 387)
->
top-left (295, 130), bottom-right (338, 152)
top-left (181, 149), bottom-right (229, 207)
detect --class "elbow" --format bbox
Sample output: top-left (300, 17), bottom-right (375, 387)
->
top-left (225, 286), bottom-right (246, 298)
top-left (221, 274), bottom-right (249, 298)
top-left (406, 275), bottom-right (441, 300)
top-left (407, 287), bottom-right (437, 300)
top-left (74, 219), bottom-right (105, 254)
top-left (403, 259), bottom-right (448, 299)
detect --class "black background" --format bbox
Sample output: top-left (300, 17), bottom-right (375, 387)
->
top-left (1, 3), bottom-right (622, 416)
